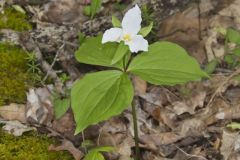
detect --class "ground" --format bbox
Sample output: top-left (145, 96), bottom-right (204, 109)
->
top-left (1, 0), bottom-right (240, 160)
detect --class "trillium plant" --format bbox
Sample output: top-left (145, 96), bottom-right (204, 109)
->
top-left (71, 4), bottom-right (208, 159)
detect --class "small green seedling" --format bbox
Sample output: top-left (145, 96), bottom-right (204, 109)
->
top-left (223, 28), bottom-right (240, 68)
top-left (84, 146), bottom-right (114, 160)
top-left (227, 122), bottom-right (240, 130)
top-left (83, 0), bottom-right (102, 19)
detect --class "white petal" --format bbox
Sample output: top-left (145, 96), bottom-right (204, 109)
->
top-left (125, 35), bottom-right (148, 53)
top-left (122, 5), bottom-right (142, 35)
top-left (102, 28), bottom-right (123, 43)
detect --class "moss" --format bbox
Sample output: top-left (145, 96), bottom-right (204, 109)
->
top-left (0, 129), bottom-right (73, 160)
top-left (0, 7), bottom-right (32, 31)
top-left (0, 43), bottom-right (32, 106)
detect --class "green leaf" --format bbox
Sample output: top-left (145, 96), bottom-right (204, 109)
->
top-left (128, 41), bottom-right (209, 85)
top-left (224, 54), bottom-right (234, 65)
top-left (71, 70), bottom-right (134, 134)
top-left (139, 22), bottom-right (153, 37)
top-left (111, 42), bottom-right (129, 65)
top-left (204, 59), bottom-right (218, 74)
top-left (81, 140), bottom-right (95, 148)
top-left (112, 15), bottom-right (121, 27)
top-left (75, 35), bottom-right (129, 70)
top-left (83, 6), bottom-right (91, 16)
top-left (226, 28), bottom-right (240, 44)
top-left (84, 150), bottom-right (105, 160)
top-left (12, 5), bottom-right (26, 14)
top-left (227, 122), bottom-right (240, 130)
top-left (78, 32), bottom-right (86, 45)
top-left (90, 0), bottom-right (102, 19)
top-left (54, 98), bottom-right (70, 119)
top-left (91, 146), bottom-right (114, 152)
top-left (84, 146), bottom-right (113, 160)
top-left (233, 48), bottom-right (240, 56)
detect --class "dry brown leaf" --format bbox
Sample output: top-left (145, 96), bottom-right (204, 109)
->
top-left (132, 76), bottom-right (147, 95)
top-left (40, 0), bottom-right (86, 24)
top-left (215, 105), bottom-right (240, 120)
top-left (158, 6), bottom-right (209, 64)
top-left (220, 130), bottom-right (240, 160)
top-left (52, 112), bottom-right (75, 139)
top-left (49, 139), bottom-right (83, 160)
top-left (27, 87), bottom-right (54, 126)
top-left (0, 120), bottom-right (36, 136)
top-left (225, 87), bottom-right (240, 105)
top-left (206, 0), bottom-right (240, 61)
top-left (178, 118), bottom-right (206, 137)
top-left (140, 132), bottom-right (184, 146)
top-left (172, 91), bottom-right (206, 115)
top-left (151, 107), bottom-right (177, 130)
top-left (0, 103), bottom-right (26, 123)
top-left (117, 136), bottom-right (134, 160)
top-left (101, 117), bottom-right (127, 134)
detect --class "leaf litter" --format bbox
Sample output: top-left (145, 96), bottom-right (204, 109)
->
top-left (2, 0), bottom-right (240, 159)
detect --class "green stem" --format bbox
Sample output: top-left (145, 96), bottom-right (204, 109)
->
top-left (132, 97), bottom-right (140, 160)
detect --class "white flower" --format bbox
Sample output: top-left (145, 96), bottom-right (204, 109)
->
top-left (102, 5), bottom-right (149, 53)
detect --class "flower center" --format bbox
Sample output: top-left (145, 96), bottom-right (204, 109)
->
top-left (123, 34), bottom-right (132, 42)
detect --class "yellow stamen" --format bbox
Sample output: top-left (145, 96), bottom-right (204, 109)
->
top-left (123, 34), bottom-right (131, 42)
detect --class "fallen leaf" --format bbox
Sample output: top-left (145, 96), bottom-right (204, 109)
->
top-left (27, 87), bottom-right (54, 126)
top-left (40, 0), bottom-right (86, 24)
top-left (151, 107), bottom-right (177, 130)
top-left (0, 103), bottom-right (26, 123)
top-left (132, 76), bottom-right (147, 95)
top-left (117, 136), bottom-right (134, 160)
top-left (179, 118), bottom-right (206, 137)
top-left (49, 139), bottom-right (83, 160)
top-left (172, 91), bottom-right (206, 115)
top-left (220, 130), bottom-right (240, 160)
top-left (140, 132), bottom-right (184, 146)
top-left (52, 112), bottom-right (75, 139)
top-left (215, 105), bottom-right (240, 120)
top-left (0, 120), bottom-right (36, 136)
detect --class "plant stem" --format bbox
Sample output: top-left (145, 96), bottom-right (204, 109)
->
top-left (132, 97), bottom-right (140, 160)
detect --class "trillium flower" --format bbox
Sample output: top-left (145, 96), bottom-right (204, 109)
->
top-left (102, 5), bottom-right (149, 53)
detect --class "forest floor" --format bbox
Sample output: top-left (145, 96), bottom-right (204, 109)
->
top-left (1, 0), bottom-right (240, 160)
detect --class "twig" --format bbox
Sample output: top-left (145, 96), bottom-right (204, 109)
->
top-left (197, 0), bottom-right (202, 40)
top-left (42, 43), bottom-right (65, 82)
top-left (175, 145), bottom-right (208, 160)
top-left (206, 68), bottom-right (240, 108)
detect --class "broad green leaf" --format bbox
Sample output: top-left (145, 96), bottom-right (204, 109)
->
top-left (84, 150), bottom-right (105, 160)
top-left (139, 22), bottom-right (153, 37)
top-left (54, 98), bottom-right (70, 119)
top-left (71, 70), bottom-right (134, 134)
top-left (227, 122), bottom-right (240, 130)
top-left (90, 0), bottom-right (102, 18)
top-left (204, 59), bottom-right (218, 74)
top-left (75, 35), bottom-right (129, 70)
top-left (111, 42), bottom-right (129, 65)
top-left (112, 15), bottom-right (121, 27)
top-left (128, 42), bottom-right (209, 85)
top-left (226, 28), bottom-right (240, 44)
